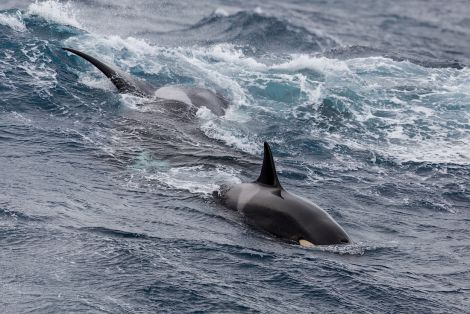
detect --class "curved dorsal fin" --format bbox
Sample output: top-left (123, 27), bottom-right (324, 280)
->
top-left (256, 142), bottom-right (282, 188)
top-left (63, 48), bottom-right (155, 97)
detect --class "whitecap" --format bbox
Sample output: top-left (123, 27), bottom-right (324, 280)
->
top-left (213, 8), bottom-right (229, 17)
top-left (271, 54), bottom-right (350, 73)
top-left (0, 11), bottom-right (27, 32)
top-left (27, 0), bottom-right (81, 28)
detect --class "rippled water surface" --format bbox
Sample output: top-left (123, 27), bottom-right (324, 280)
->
top-left (1, 0), bottom-right (469, 313)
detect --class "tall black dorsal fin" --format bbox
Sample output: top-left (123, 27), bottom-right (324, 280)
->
top-left (256, 142), bottom-right (282, 188)
top-left (63, 48), bottom-right (155, 97)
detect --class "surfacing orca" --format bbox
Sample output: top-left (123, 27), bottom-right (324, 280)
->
top-left (62, 48), bottom-right (228, 116)
top-left (222, 142), bottom-right (351, 247)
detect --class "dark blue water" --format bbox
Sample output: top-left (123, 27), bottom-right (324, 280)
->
top-left (1, 1), bottom-right (469, 312)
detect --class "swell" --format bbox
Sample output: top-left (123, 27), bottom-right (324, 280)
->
top-left (153, 10), bottom-right (338, 54)
top-left (325, 45), bottom-right (466, 69)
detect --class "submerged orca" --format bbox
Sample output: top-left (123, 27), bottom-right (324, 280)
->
top-left (223, 142), bottom-right (351, 247)
top-left (62, 48), bottom-right (228, 116)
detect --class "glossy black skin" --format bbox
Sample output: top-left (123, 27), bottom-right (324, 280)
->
top-left (223, 182), bottom-right (351, 246)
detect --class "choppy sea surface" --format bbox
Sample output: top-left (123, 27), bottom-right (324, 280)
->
top-left (1, 0), bottom-right (469, 312)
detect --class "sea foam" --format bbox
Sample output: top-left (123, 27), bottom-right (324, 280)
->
top-left (0, 11), bottom-right (26, 32)
top-left (27, 0), bottom-right (81, 28)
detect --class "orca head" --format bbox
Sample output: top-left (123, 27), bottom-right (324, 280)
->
top-left (281, 191), bottom-right (351, 245)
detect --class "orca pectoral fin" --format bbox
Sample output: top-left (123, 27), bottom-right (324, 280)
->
top-left (63, 48), bottom-right (155, 97)
top-left (256, 142), bottom-right (282, 188)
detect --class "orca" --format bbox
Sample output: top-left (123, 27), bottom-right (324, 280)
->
top-left (62, 48), bottom-right (228, 116)
top-left (222, 142), bottom-right (351, 247)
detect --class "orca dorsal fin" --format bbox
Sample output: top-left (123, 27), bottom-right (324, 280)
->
top-left (63, 48), bottom-right (155, 97)
top-left (256, 142), bottom-right (282, 188)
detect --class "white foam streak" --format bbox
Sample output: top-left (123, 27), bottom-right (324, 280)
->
top-left (78, 74), bottom-right (114, 92)
top-left (271, 55), bottom-right (350, 73)
top-left (14, 43), bottom-right (57, 95)
top-left (198, 44), bottom-right (267, 71)
top-left (197, 107), bottom-right (259, 154)
top-left (132, 160), bottom-right (242, 195)
top-left (18, 63), bottom-right (57, 95)
top-left (316, 241), bottom-right (398, 255)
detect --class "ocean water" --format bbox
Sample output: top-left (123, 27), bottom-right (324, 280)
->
top-left (1, 0), bottom-right (469, 312)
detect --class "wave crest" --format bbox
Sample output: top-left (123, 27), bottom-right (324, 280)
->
top-left (0, 10), bottom-right (26, 32)
top-left (27, 0), bottom-right (81, 28)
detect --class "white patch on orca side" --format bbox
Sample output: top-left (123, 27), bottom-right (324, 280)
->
top-left (154, 86), bottom-right (193, 106)
top-left (236, 185), bottom-right (260, 212)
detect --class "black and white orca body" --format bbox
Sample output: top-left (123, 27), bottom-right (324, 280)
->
top-left (223, 142), bottom-right (351, 247)
top-left (63, 48), bottom-right (228, 116)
